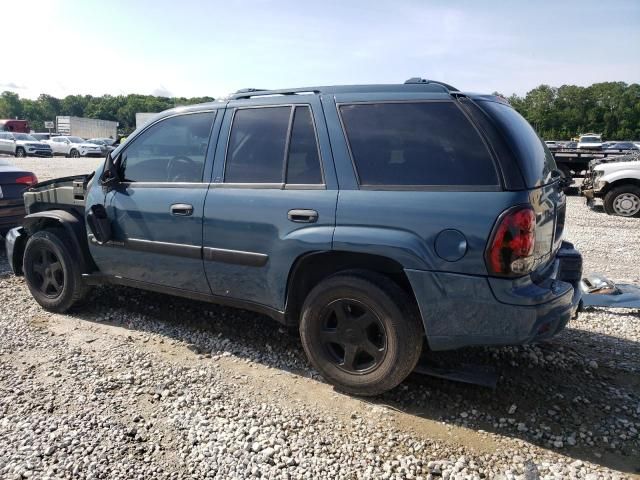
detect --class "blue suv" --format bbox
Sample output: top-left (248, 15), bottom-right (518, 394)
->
top-left (5, 79), bottom-right (582, 395)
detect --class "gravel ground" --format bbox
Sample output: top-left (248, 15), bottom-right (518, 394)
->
top-left (0, 157), bottom-right (638, 479)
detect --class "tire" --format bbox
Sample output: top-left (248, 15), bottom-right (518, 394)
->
top-left (23, 229), bottom-right (90, 312)
top-left (299, 271), bottom-right (423, 396)
top-left (603, 185), bottom-right (640, 217)
top-left (70, 149), bottom-right (80, 158)
top-left (15, 147), bottom-right (26, 158)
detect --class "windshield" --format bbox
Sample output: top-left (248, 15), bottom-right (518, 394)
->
top-left (581, 136), bottom-right (601, 143)
top-left (68, 136), bottom-right (85, 144)
top-left (14, 133), bottom-right (37, 141)
top-left (88, 139), bottom-right (105, 145)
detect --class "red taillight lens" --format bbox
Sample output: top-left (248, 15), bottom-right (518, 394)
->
top-left (486, 206), bottom-right (536, 276)
top-left (15, 174), bottom-right (38, 186)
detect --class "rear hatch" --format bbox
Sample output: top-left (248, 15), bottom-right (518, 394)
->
top-left (475, 99), bottom-right (565, 273)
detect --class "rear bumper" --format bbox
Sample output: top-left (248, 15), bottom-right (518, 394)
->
top-left (0, 203), bottom-right (26, 234)
top-left (406, 241), bottom-right (583, 351)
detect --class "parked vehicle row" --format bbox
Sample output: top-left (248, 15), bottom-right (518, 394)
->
top-left (0, 132), bottom-right (53, 157)
top-left (45, 136), bottom-right (106, 158)
top-left (0, 132), bottom-right (117, 158)
top-left (5, 79), bottom-right (583, 396)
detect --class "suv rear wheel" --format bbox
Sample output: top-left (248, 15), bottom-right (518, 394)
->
top-left (603, 185), bottom-right (640, 217)
top-left (299, 271), bottom-right (422, 396)
top-left (23, 229), bottom-right (91, 312)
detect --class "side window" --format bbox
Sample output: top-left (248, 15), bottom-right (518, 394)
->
top-left (225, 105), bottom-right (323, 184)
top-left (119, 112), bottom-right (215, 183)
top-left (225, 107), bottom-right (290, 183)
top-left (286, 106), bottom-right (322, 184)
top-left (339, 102), bottom-right (499, 186)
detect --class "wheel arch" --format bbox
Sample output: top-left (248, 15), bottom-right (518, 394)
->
top-left (22, 210), bottom-right (96, 273)
top-left (600, 177), bottom-right (640, 195)
top-left (284, 250), bottom-right (419, 327)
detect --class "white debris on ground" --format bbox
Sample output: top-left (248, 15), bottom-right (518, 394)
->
top-left (0, 158), bottom-right (638, 479)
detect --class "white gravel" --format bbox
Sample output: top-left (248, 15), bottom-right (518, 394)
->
top-left (0, 157), bottom-right (638, 479)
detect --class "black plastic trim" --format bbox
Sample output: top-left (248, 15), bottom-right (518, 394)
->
top-left (203, 247), bottom-right (268, 267)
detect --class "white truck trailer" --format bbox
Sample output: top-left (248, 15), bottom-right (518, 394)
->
top-left (55, 116), bottom-right (117, 140)
top-left (135, 112), bottom-right (157, 130)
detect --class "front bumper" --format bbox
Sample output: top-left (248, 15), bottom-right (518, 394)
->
top-left (406, 241), bottom-right (583, 351)
top-left (26, 148), bottom-right (53, 157)
top-left (3, 226), bottom-right (26, 274)
top-left (81, 150), bottom-right (104, 157)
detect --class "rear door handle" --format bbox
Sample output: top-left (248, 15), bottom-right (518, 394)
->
top-left (288, 209), bottom-right (318, 223)
top-left (170, 203), bottom-right (194, 216)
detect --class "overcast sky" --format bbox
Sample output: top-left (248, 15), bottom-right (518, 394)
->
top-left (3, 0), bottom-right (639, 100)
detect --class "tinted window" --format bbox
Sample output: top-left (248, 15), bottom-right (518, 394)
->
top-left (339, 102), bottom-right (498, 186)
top-left (119, 112), bottom-right (215, 183)
top-left (225, 107), bottom-right (290, 183)
top-left (286, 107), bottom-right (322, 184)
top-left (478, 100), bottom-right (555, 187)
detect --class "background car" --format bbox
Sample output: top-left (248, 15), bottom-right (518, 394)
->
top-left (45, 136), bottom-right (104, 157)
top-left (0, 159), bottom-right (37, 236)
top-left (0, 132), bottom-right (53, 157)
top-left (86, 138), bottom-right (116, 155)
top-left (544, 140), bottom-right (559, 151)
top-left (578, 133), bottom-right (603, 149)
top-left (604, 142), bottom-right (639, 151)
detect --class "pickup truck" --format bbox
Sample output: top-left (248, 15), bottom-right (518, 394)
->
top-left (581, 152), bottom-right (640, 217)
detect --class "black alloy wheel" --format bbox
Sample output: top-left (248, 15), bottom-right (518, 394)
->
top-left (319, 298), bottom-right (387, 374)
top-left (28, 246), bottom-right (65, 298)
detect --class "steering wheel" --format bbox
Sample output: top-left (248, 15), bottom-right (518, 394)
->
top-left (166, 155), bottom-right (198, 182)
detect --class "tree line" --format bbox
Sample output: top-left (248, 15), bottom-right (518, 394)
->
top-left (1, 81), bottom-right (639, 139)
top-left (0, 91), bottom-right (214, 134)
top-left (505, 82), bottom-right (640, 141)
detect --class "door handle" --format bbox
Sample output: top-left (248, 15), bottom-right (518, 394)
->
top-left (170, 203), bottom-right (194, 216)
top-left (288, 209), bottom-right (318, 223)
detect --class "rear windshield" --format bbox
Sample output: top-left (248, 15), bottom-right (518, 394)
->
top-left (339, 102), bottom-right (498, 187)
top-left (478, 100), bottom-right (556, 187)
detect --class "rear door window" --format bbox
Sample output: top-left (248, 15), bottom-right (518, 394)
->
top-left (225, 107), bottom-right (290, 183)
top-left (339, 102), bottom-right (498, 187)
top-left (225, 105), bottom-right (323, 185)
top-left (286, 106), bottom-right (323, 184)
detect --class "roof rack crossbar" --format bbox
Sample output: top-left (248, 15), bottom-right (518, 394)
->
top-left (404, 77), bottom-right (459, 92)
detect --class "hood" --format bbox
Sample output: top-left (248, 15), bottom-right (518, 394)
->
top-left (15, 139), bottom-right (50, 147)
top-left (590, 152), bottom-right (640, 169)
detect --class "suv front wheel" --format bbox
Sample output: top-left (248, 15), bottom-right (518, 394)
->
top-left (23, 229), bottom-right (91, 312)
top-left (299, 271), bottom-right (423, 396)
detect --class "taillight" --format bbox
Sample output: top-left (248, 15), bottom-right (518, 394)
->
top-left (15, 174), bottom-right (38, 186)
top-left (486, 206), bottom-right (536, 276)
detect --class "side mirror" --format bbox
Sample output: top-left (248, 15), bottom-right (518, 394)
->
top-left (100, 153), bottom-right (120, 187)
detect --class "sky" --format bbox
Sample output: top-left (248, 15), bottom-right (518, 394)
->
top-left (2, 0), bottom-right (639, 100)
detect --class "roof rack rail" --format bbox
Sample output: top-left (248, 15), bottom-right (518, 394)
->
top-left (404, 77), bottom-right (459, 92)
top-left (231, 87), bottom-right (322, 100)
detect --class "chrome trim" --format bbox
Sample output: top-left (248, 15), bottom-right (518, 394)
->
top-left (203, 246), bottom-right (268, 267)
